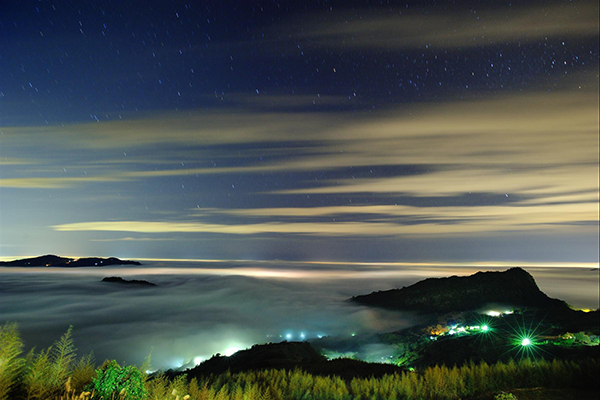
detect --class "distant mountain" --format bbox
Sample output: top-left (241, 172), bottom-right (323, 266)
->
top-left (350, 267), bottom-right (567, 313)
top-left (0, 254), bottom-right (141, 267)
top-left (101, 277), bottom-right (156, 286)
top-left (176, 341), bottom-right (403, 380)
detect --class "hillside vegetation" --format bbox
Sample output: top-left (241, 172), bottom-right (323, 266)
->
top-left (1, 323), bottom-right (598, 400)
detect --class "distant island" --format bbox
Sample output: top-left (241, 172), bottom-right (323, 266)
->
top-left (0, 254), bottom-right (141, 267)
top-left (101, 276), bottom-right (156, 287)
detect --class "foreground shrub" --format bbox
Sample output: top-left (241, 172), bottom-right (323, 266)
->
top-left (0, 323), bottom-right (24, 400)
top-left (23, 326), bottom-right (77, 400)
top-left (70, 353), bottom-right (96, 393)
top-left (92, 360), bottom-right (147, 400)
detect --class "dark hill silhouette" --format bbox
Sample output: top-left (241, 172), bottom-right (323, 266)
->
top-left (101, 277), bottom-right (156, 286)
top-left (350, 267), bottom-right (567, 313)
top-left (0, 254), bottom-right (141, 267)
top-left (177, 341), bottom-right (403, 380)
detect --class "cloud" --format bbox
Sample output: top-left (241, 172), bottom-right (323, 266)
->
top-left (51, 192), bottom-right (598, 238)
top-left (89, 237), bottom-right (189, 242)
top-left (0, 110), bottom-right (334, 150)
top-left (0, 176), bottom-right (127, 189)
top-left (0, 158), bottom-right (37, 165)
top-left (2, 89), bottom-right (597, 192)
top-left (276, 165), bottom-right (598, 198)
top-left (0, 265), bottom-right (424, 368)
top-left (4, 88), bottom-right (591, 154)
top-left (5, 88), bottom-right (598, 247)
top-left (293, 2), bottom-right (599, 50)
top-left (2, 264), bottom-right (598, 369)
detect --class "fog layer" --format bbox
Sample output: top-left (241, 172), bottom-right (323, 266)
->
top-left (1, 261), bottom-right (597, 369)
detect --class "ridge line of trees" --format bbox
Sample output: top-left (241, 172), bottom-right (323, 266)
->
top-left (1, 323), bottom-right (598, 400)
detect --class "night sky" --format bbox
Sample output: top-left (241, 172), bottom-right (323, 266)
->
top-left (1, 0), bottom-right (598, 265)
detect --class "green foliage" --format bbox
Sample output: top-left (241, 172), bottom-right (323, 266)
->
top-left (50, 326), bottom-right (77, 390)
top-left (92, 360), bottom-right (147, 400)
top-left (145, 374), bottom-right (168, 399)
top-left (24, 325), bottom-right (77, 399)
top-left (2, 321), bottom-right (600, 400)
top-left (494, 392), bottom-right (518, 400)
top-left (70, 353), bottom-right (95, 393)
top-left (0, 323), bottom-right (25, 400)
top-left (24, 347), bottom-right (53, 400)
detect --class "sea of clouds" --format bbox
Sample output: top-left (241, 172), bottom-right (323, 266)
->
top-left (1, 261), bottom-right (598, 369)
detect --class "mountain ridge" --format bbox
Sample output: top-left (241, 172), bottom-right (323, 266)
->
top-left (350, 267), bottom-right (568, 313)
top-left (0, 254), bottom-right (141, 267)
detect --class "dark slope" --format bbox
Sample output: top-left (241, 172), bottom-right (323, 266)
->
top-left (177, 342), bottom-right (403, 380)
top-left (0, 254), bottom-right (141, 267)
top-left (416, 327), bottom-right (600, 369)
top-left (350, 267), bottom-right (567, 313)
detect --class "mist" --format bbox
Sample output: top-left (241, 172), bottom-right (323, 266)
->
top-left (1, 261), bottom-right (597, 369)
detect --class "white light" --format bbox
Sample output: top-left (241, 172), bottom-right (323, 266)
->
top-left (224, 347), bottom-right (240, 357)
top-left (194, 357), bottom-right (204, 365)
top-left (521, 338), bottom-right (531, 346)
top-left (300, 332), bottom-right (306, 339)
top-left (482, 325), bottom-right (489, 331)
top-left (487, 311), bottom-right (501, 317)
top-left (285, 333), bottom-right (292, 340)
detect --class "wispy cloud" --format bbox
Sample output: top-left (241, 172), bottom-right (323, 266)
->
top-left (52, 194), bottom-right (597, 237)
top-left (275, 165), bottom-right (597, 199)
top-left (2, 90), bottom-right (597, 193)
top-left (0, 157), bottom-right (38, 165)
top-left (0, 176), bottom-right (127, 189)
top-left (293, 2), bottom-right (599, 50)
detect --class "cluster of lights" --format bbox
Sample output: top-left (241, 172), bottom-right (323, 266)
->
top-left (486, 310), bottom-right (514, 317)
top-left (268, 330), bottom-right (327, 341)
top-left (428, 321), bottom-right (492, 341)
top-left (279, 330), bottom-right (317, 341)
top-left (445, 324), bottom-right (490, 336)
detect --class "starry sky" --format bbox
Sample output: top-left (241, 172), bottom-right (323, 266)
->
top-left (1, 0), bottom-right (598, 264)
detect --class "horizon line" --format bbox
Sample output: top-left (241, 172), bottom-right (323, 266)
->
top-left (0, 254), bottom-right (598, 269)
